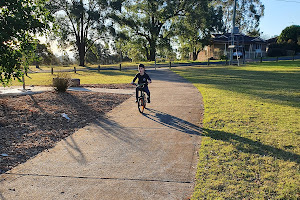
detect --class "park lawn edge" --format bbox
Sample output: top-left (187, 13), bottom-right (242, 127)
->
top-left (173, 61), bottom-right (300, 199)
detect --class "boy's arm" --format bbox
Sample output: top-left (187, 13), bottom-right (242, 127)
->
top-left (147, 74), bottom-right (152, 83)
top-left (131, 74), bottom-right (138, 84)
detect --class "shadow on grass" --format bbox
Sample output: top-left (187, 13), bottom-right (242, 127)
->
top-left (174, 65), bottom-right (300, 108)
top-left (143, 108), bottom-right (300, 164)
top-left (202, 128), bottom-right (300, 164)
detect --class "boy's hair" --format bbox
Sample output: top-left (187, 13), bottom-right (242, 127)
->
top-left (138, 64), bottom-right (145, 68)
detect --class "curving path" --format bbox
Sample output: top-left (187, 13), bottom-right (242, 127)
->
top-left (0, 69), bottom-right (203, 200)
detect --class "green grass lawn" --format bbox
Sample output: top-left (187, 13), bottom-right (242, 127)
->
top-left (10, 70), bottom-right (137, 86)
top-left (173, 60), bottom-right (300, 199)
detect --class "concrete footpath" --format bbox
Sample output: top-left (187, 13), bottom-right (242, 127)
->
top-left (0, 69), bottom-right (203, 200)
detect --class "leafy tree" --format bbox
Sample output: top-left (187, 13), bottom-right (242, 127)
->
top-left (175, 2), bottom-right (224, 60)
top-left (271, 25), bottom-right (300, 54)
top-left (48, 0), bottom-right (122, 66)
top-left (33, 42), bottom-right (60, 65)
top-left (277, 25), bottom-right (300, 45)
top-left (212, 0), bottom-right (264, 34)
top-left (114, 33), bottom-right (147, 62)
top-left (85, 43), bottom-right (111, 64)
top-left (114, 0), bottom-right (215, 61)
top-left (0, 0), bottom-right (51, 86)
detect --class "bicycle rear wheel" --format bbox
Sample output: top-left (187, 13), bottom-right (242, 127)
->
top-left (138, 97), bottom-right (145, 113)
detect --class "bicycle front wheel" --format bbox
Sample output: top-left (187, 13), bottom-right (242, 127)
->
top-left (138, 97), bottom-right (145, 113)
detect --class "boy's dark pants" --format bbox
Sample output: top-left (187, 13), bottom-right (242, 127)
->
top-left (136, 86), bottom-right (150, 100)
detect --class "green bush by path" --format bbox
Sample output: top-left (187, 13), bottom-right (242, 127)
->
top-left (10, 70), bottom-right (137, 86)
top-left (173, 60), bottom-right (300, 199)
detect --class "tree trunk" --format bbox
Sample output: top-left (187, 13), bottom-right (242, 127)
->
top-left (192, 51), bottom-right (198, 61)
top-left (144, 45), bottom-right (150, 61)
top-left (79, 4), bottom-right (85, 67)
top-left (78, 43), bottom-right (85, 66)
top-left (149, 42), bottom-right (156, 61)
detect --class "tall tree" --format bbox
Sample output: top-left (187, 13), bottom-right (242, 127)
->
top-left (175, 2), bottom-right (224, 60)
top-left (212, 0), bottom-right (264, 34)
top-left (48, 0), bottom-right (122, 66)
top-left (0, 0), bottom-right (51, 86)
top-left (114, 0), bottom-right (214, 61)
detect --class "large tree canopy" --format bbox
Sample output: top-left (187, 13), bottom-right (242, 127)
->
top-left (277, 25), bottom-right (300, 45)
top-left (213, 0), bottom-right (264, 34)
top-left (48, 0), bottom-right (122, 66)
top-left (114, 0), bottom-right (223, 61)
top-left (175, 2), bottom-right (224, 60)
top-left (0, 0), bottom-right (51, 86)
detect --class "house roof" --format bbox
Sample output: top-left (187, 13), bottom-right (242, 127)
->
top-left (211, 33), bottom-right (266, 44)
top-left (266, 37), bottom-right (278, 44)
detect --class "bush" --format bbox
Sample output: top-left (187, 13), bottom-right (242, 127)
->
top-left (52, 73), bottom-right (71, 92)
top-left (267, 48), bottom-right (286, 57)
top-left (220, 55), bottom-right (228, 60)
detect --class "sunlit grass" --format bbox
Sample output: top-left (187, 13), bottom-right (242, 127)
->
top-left (10, 70), bottom-right (137, 86)
top-left (173, 60), bottom-right (300, 199)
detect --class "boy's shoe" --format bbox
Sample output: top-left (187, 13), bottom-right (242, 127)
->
top-left (147, 97), bottom-right (150, 103)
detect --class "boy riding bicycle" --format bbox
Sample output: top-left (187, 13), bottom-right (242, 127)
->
top-left (131, 64), bottom-right (152, 103)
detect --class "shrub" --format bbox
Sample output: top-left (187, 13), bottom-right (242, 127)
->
top-left (52, 73), bottom-right (71, 92)
top-left (220, 55), bottom-right (228, 60)
top-left (267, 48), bottom-right (286, 57)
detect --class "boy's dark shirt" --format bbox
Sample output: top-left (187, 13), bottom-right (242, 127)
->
top-left (133, 72), bottom-right (151, 85)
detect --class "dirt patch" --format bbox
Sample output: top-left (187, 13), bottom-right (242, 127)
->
top-left (0, 91), bottom-right (131, 174)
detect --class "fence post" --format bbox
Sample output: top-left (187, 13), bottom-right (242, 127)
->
top-left (98, 65), bottom-right (100, 72)
top-left (51, 67), bottom-right (53, 75)
top-left (74, 67), bottom-right (76, 73)
top-left (169, 61), bottom-right (171, 69)
top-left (119, 63), bottom-right (122, 71)
top-left (207, 58), bottom-right (210, 66)
top-left (226, 58), bottom-right (228, 65)
top-left (276, 56), bottom-right (279, 62)
top-left (260, 56), bottom-right (263, 63)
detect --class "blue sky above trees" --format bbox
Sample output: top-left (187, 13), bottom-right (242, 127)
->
top-left (259, 0), bottom-right (300, 38)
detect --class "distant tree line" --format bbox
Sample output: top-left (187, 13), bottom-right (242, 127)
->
top-left (1, 0), bottom-right (266, 85)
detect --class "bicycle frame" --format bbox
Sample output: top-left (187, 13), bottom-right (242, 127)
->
top-left (136, 84), bottom-right (146, 113)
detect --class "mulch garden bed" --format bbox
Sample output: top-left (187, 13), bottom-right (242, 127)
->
top-left (0, 85), bottom-right (132, 174)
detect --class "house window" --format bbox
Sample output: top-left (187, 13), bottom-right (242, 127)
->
top-left (255, 44), bottom-right (261, 50)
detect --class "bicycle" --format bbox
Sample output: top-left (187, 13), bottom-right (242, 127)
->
top-left (134, 83), bottom-right (147, 113)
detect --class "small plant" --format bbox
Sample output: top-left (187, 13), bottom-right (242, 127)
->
top-left (52, 73), bottom-right (71, 92)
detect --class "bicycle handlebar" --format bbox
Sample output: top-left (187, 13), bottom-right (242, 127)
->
top-left (132, 83), bottom-right (146, 88)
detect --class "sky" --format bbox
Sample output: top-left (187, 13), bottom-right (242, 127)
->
top-left (259, 0), bottom-right (300, 39)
